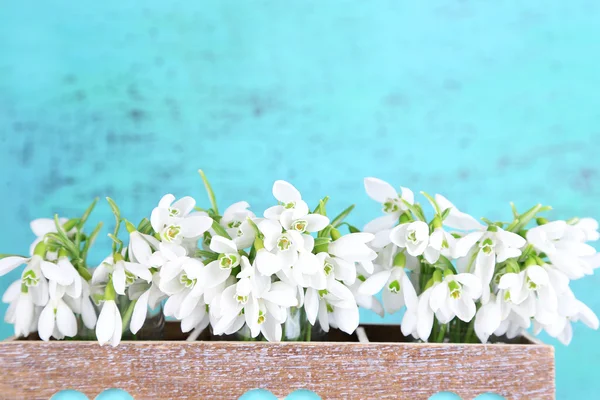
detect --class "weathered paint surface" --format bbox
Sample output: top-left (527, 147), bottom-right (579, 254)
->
top-left (0, 339), bottom-right (553, 399)
top-left (0, 1), bottom-right (598, 398)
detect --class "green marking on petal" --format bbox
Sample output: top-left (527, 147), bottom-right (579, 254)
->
top-left (388, 280), bottom-right (400, 293)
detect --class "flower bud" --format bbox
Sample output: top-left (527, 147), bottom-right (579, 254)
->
top-left (330, 228), bottom-right (342, 241)
top-left (33, 241), bottom-right (47, 257)
top-left (536, 217), bottom-right (549, 226)
top-left (254, 236), bottom-right (265, 251)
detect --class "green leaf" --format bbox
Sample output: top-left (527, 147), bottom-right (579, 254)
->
top-left (313, 196), bottom-right (330, 216)
top-left (420, 191), bottom-right (441, 215)
top-left (318, 224), bottom-right (332, 238)
top-left (82, 222), bottom-right (103, 259)
top-left (330, 204), bottom-right (355, 228)
top-left (402, 200), bottom-right (426, 222)
top-left (440, 207), bottom-right (451, 221)
top-left (106, 197), bottom-right (121, 220)
top-left (137, 218), bottom-right (153, 235)
top-left (78, 198), bottom-right (99, 229)
top-left (107, 233), bottom-right (123, 246)
top-left (198, 170), bottom-right (219, 216)
top-left (211, 220), bottom-right (232, 240)
top-left (196, 250), bottom-right (219, 261)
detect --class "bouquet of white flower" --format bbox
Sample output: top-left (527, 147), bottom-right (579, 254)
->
top-left (0, 171), bottom-right (597, 347)
top-left (362, 177), bottom-right (599, 345)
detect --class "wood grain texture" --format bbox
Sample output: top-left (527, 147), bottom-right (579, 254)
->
top-left (0, 331), bottom-right (554, 400)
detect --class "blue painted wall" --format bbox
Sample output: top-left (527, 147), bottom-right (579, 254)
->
top-left (1, 1), bottom-right (599, 398)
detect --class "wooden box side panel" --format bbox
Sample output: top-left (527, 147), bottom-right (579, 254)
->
top-left (0, 341), bottom-right (554, 400)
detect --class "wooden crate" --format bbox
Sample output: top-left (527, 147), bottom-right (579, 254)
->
top-left (0, 323), bottom-right (554, 400)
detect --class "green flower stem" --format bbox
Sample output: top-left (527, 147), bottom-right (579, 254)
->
top-left (464, 319), bottom-right (476, 343)
top-left (121, 299), bottom-right (137, 333)
top-left (436, 323), bottom-right (448, 343)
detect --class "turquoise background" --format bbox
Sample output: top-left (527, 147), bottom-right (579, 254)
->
top-left (1, 1), bottom-right (599, 398)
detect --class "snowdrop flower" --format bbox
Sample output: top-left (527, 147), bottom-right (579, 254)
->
top-left (256, 219), bottom-right (306, 276)
top-left (280, 211), bottom-right (329, 236)
top-left (358, 249), bottom-right (418, 314)
top-left (0, 246), bottom-right (50, 308)
top-left (305, 279), bottom-right (359, 335)
top-left (363, 178), bottom-right (414, 248)
top-left (423, 227), bottom-right (457, 264)
top-left (220, 201), bottom-right (257, 249)
top-left (96, 299), bottom-right (122, 347)
top-left (429, 273), bottom-right (482, 324)
top-left (264, 180), bottom-right (310, 222)
top-left (158, 244), bottom-right (205, 320)
top-left (128, 229), bottom-right (160, 265)
top-left (38, 294), bottom-right (78, 341)
top-left (96, 253), bottom-right (152, 296)
top-left (498, 265), bottom-right (557, 312)
top-left (474, 293), bottom-right (503, 343)
top-left (455, 227), bottom-right (526, 303)
top-left (534, 289), bottom-right (599, 345)
top-left (2, 280), bottom-right (38, 338)
top-left (390, 221), bottom-right (430, 258)
top-left (527, 221), bottom-right (597, 279)
top-left (151, 194), bottom-right (213, 244)
top-left (328, 232), bottom-right (377, 274)
top-left (129, 273), bottom-right (166, 335)
top-left (203, 236), bottom-right (241, 288)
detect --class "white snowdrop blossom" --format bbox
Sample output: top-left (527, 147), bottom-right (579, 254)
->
top-left (363, 177), bottom-right (414, 248)
top-left (264, 180), bottom-right (310, 222)
top-left (2, 174), bottom-right (598, 347)
top-left (96, 299), bottom-right (123, 347)
top-left (151, 194), bottom-right (213, 245)
top-left (455, 227), bottom-right (526, 303)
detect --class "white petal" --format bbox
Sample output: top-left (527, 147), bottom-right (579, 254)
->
top-left (203, 260), bottom-right (232, 288)
top-left (124, 262), bottom-right (152, 282)
top-left (429, 283), bottom-right (448, 312)
top-left (30, 218), bottom-right (57, 237)
top-left (171, 196), bottom-right (196, 216)
top-left (130, 233), bottom-right (153, 265)
top-left (295, 251), bottom-right (320, 275)
top-left (304, 288), bottom-right (319, 325)
top-left (382, 287), bottom-right (405, 314)
top-left (0, 256), bottom-right (27, 276)
top-left (304, 214), bottom-right (330, 232)
top-left (526, 265), bottom-right (549, 286)
top-left (96, 301), bottom-right (117, 345)
top-left (112, 267), bottom-right (126, 295)
top-left (263, 282), bottom-right (298, 307)
top-left (180, 215), bottom-right (213, 238)
top-left (358, 270), bottom-right (391, 296)
top-left (209, 235), bottom-right (238, 254)
top-left (389, 224), bottom-right (409, 248)
top-left (150, 207), bottom-right (169, 232)
top-left (158, 194), bottom-right (176, 208)
top-left (81, 297), bottom-right (97, 329)
top-left (453, 297), bottom-right (476, 322)
top-left (264, 205), bottom-right (284, 221)
top-left (364, 177), bottom-right (397, 203)
top-left (111, 306), bottom-right (123, 347)
top-left (56, 300), bottom-right (77, 337)
top-left (255, 250), bottom-right (283, 276)
top-left (38, 304), bottom-right (55, 341)
top-left (496, 229), bottom-right (526, 249)
top-left (40, 261), bottom-right (71, 285)
top-left (363, 215), bottom-right (398, 234)
top-left (273, 180), bottom-right (301, 203)
top-left (400, 187), bottom-right (414, 205)
top-left (454, 232), bottom-right (483, 258)
top-left (130, 290), bottom-right (150, 334)
top-left (334, 305), bottom-right (359, 334)
top-left (474, 301), bottom-right (501, 343)
top-left (417, 290), bottom-right (434, 341)
top-left (2, 280), bottom-right (21, 303)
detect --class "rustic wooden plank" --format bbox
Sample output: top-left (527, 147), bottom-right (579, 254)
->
top-left (0, 338), bottom-right (554, 399)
